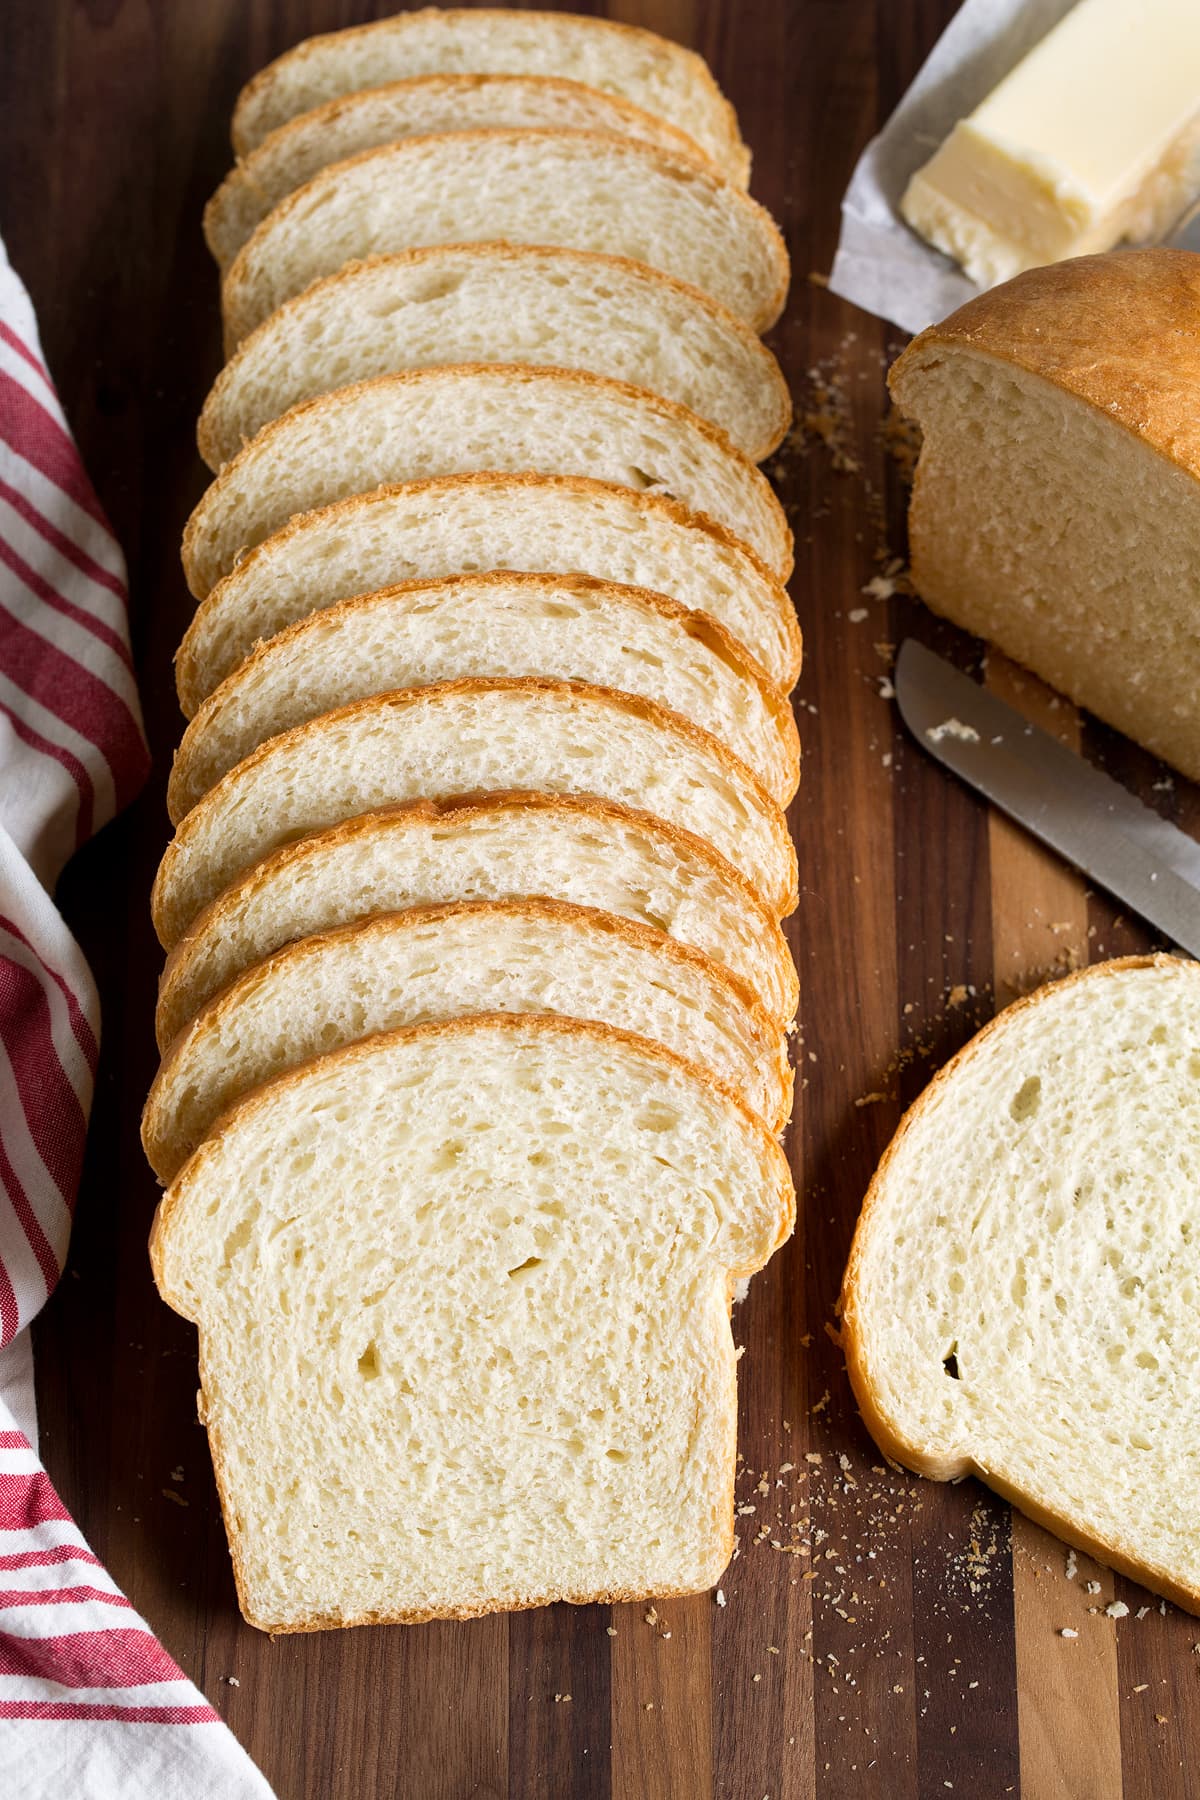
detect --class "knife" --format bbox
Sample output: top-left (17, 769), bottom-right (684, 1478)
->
top-left (893, 638), bottom-right (1200, 958)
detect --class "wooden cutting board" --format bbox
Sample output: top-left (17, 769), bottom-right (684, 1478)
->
top-left (5, 1), bottom-right (1199, 1794)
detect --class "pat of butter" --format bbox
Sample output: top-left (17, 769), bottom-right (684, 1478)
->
top-left (901, 0), bottom-right (1200, 287)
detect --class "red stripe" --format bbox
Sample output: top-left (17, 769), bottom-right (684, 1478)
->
top-left (0, 322), bottom-right (52, 387)
top-left (0, 1126), bottom-right (59, 1306)
top-left (0, 1259), bottom-right (17, 1348)
top-left (0, 957), bottom-right (89, 1204)
top-left (0, 1699), bottom-right (220, 1723)
top-left (0, 474), bottom-right (127, 605)
top-left (0, 1548), bottom-right (100, 1572)
top-left (0, 368), bottom-right (108, 531)
top-left (0, 1585), bottom-right (131, 1610)
top-left (0, 699), bottom-right (91, 848)
top-left (0, 1472), bottom-right (70, 1530)
top-left (0, 1625), bottom-right (185, 1686)
top-left (0, 531), bottom-right (134, 673)
top-left (0, 914), bottom-right (99, 1071)
top-left (0, 1432), bottom-right (27, 1449)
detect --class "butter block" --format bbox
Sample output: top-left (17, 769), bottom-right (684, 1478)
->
top-left (901, 0), bottom-right (1200, 287)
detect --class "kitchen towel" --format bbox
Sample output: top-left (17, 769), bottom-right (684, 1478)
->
top-left (0, 237), bottom-right (274, 1799)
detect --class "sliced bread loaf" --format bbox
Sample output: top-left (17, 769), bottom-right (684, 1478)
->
top-left (840, 956), bottom-right (1200, 1615)
top-left (154, 793), bottom-right (798, 1047)
top-left (198, 247), bottom-right (791, 470)
top-left (207, 75), bottom-right (722, 271)
top-left (150, 678), bottom-right (797, 947)
top-left (182, 366), bottom-right (791, 595)
top-left (889, 249), bottom-right (1200, 783)
top-left (176, 473), bottom-right (801, 712)
top-left (221, 131), bottom-right (789, 345)
top-left (168, 575), bottom-right (800, 819)
top-left (230, 8), bottom-right (749, 183)
top-left (143, 897), bottom-right (793, 1181)
top-left (150, 1015), bottom-right (793, 1630)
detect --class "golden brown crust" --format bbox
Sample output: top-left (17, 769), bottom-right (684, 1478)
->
top-left (840, 953), bottom-right (1200, 1615)
top-left (168, 569), bottom-right (800, 821)
top-left (154, 789), bottom-right (799, 1049)
top-left (181, 361), bottom-right (793, 596)
top-left (197, 245), bottom-right (792, 470)
top-left (220, 129), bottom-right (788, 347)
top-left (152, 674), bottom-right (797, 949)
top-left (208, 74), bottom-right (727, 270)
top-left (230, 7), bottom-right (749, 179)
top-left (175, 468), bottom-right (803, 713)
top-left (142, 893), bottom-right (794, 1179)
top-left (889, 249), bottom-right (1200, 482)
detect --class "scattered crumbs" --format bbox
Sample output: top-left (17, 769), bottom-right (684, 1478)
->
top-left (926, 718), bottom-right (980, 745)
top-left (807, 270), bottom-right (830, 287)
top-left (1065, 1549), bottom-right (1077, 1581)
top-left (1106, 1601), bottom-right (1130, 1620)
top-left (644, 1606), bottom-right (659, 1628)
top-left (862, 573), bottom-right (900, 602)
top-left (1059, 1628), bottom-right (1078, 1640)
top-left (847, 607), bottom-right (869, 623)
top-left (1156, 1715), bottom-right (1169, 1726)
top-left (854, 1090), bottom-right (891, 1108)
top-left (1086, 1580), bottom-right (1101, 1595)
top-left (767, 1645), bottom-right (780, 1655)
top-left (878, 677), bottom-right (896, 701)
top-left (606, 1626), bottom-right (618, 1637)
top-left (1136, 1606), bottom-right (1150, 1620)
top-left (715, 1588), bottom-right (727, 1608)
top-left (170, 1466), bottom-right (185, 1484)
top-left (735, 1345), bottom-right (747, 1361)
top-left (753, 1673), bottom-right (762, 1683)
top-left (161, 1489), bottom-right (188, 1508)
top-left (643, 1702), bottom-right (654, 1712)
top-left (805, 1452), bottom-right (823, 1464)
top-left (1134, 1684), bottom-right (1149, 1693)
top-left (554, 1693), bottom-right (572, 1704)
top-left (224, 1675), bottom-right (240, 1687)
top-left (947, 985), bottom-right (969, 1009)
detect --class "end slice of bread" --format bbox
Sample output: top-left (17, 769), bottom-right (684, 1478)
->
top-left (207, 74), bottom-right (728, 271)
top-left (168, 574), bottom-right (799, 819)
top-left (154, 793), bottom-right (798, 1048)
top-left (230, 8), bottom-right (750, 183)
top-left (143, 897), bottom-right (793, 1181)
top-left (151, 1015), bottom-right (793, 1630)
top-left (840, 955), bottom-right (1200, 1615)
top-left (176, 472), bottom-right (802, 712)
top-left (150, 678), bottom-right (797, 948)
top-left (182, 364), bottom-right (791, 596)
top-left (220, 130), bottom-right (788, 346)
top-left (198, 246), bottom-right (791, 469)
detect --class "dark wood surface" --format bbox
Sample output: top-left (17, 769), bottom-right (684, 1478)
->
top-left (4, 2), bottom-right (1199, 1795)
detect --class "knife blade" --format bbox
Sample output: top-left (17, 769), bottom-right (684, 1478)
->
top-left (894, 638), bottom-right (1200, 958)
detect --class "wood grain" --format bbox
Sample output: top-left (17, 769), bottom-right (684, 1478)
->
top-left (4, 2), bottom-right (1200, 1795)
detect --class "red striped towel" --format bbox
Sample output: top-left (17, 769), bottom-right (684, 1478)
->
top-left (0, 242), bottom-right (274, 1795)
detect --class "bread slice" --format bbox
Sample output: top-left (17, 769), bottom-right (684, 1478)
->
top-left (230, 8), bottom-right (749, 183)
top-left (176, 473), bottom-right (801, 712)
top-left (207, 75), bottom-right (725, 272)
top-left (154, 793), bottom-right (798, 1048)
top-left (143, 897), bottom-right (793, 1182)
top-left (150, 678), bottom-right (796, 948)
top-left (889, 249), bottom-right (1200, 783)
top-left (221, 131), bottom-right (788, 346)
top-left (150, 1014), bottom-right (793, 1631)
top-left (840, 955), bottom-right (1200, 1615)
top-left (198, 247), bottom-right (790, 470)
top-left (183, 366), bottom-right (791, 597)
top-left (168, 574), bottom-right (800, 819)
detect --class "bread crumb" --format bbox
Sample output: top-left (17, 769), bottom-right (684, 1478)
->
top-left (644, 1606), bottom-right (659, 1627)
top-left (1134, 1684), bottom-right (1149, 1693)
top-left (1106, 1601), bottom-right (1129, 1620)
top-left (1059, 1628), bottom-right (1078, 1640)
top-left (554, 1693), bottom-right (571, 1704)
top-left (716, 1588), bottom-right (726, 1608)
top-left (926, 718), bottom-right (980, 745)
top-left (161, 1489), bottom-right (189, 1508)
top-left (224, 1675), bottom-right (240, 1686)
top-left (606, 1626), bottom-right (617, 1637)
top-left (1086, 1581), bottom-right (1101, 1595)
top-left (1065, 1550), bottom-right (1077, 1581)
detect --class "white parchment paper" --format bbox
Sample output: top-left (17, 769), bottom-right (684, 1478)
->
top-left (828, 0), bottom-right (1077, 334)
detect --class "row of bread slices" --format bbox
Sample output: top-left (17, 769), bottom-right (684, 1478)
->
top-left (146, 10), bottom-right (800, 1630)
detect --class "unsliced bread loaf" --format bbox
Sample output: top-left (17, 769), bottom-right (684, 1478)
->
top-left (207, 75), bottom-right (723, 271)
top-left (889, 249), bottom-right (1200, 783)
top-left (168, 574), bottom-right (800, 819)
top-left (176, 473), bottom-right (801, 711)
top-left (150, 678), bottom-right (796, 948)
top-left (150, 1014), bottom-right (793, 1630)
top-left (840, 955), bottom-right (1200, 1615)
top-left (198, 247), bottom-right (791, 470)
top-left (183, 366), bottom-right (790, 595)
top-left (221, 131), bottom-right (788, 346)
top-left (143, 897), bottom-right (793, 1181)
top-left (230, 8), bottom-right (750, 184)
top-left (155, 793), bottom-right (798, 1047)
